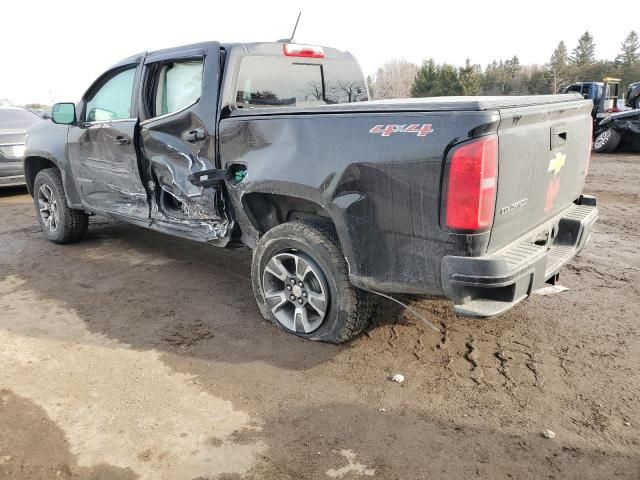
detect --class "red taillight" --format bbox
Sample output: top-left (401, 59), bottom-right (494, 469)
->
top-left (445, 136), bottom-right (498, 231)
top-left (283, 43), bottom-right (325, 58)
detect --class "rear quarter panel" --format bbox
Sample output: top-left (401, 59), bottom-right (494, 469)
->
top-left (220, 110), bottom-right (499, 295)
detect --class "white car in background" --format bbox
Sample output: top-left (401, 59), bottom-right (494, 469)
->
top-left (0, 106), bottom-right (42, 187)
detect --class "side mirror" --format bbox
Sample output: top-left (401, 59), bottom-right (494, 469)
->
top-left (51, 103), bottom-right (76, 125)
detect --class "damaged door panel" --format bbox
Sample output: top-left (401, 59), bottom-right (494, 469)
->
top-left (138, 43), bottom-right (231, 244)
top-left (69, 62), bottom-right (149, 220)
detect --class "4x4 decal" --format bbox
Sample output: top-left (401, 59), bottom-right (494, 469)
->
top-left (369, 124), bottom-right (434, 137)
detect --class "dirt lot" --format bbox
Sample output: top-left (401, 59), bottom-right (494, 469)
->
top-left (0, 152), bottom-right (639, 480)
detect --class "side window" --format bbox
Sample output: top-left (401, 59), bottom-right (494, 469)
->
top-left (85, 68), bottom-right (136, 122)
top-left (235, 57), bottom-right (326, 108)
top-left (153, 59), bottom-right (204, 116)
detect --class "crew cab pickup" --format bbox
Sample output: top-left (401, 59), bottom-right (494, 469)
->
top-left (24, 41), bottom-right (597, 343)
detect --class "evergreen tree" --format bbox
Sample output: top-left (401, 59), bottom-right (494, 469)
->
top-left (459, 59), bottom-right (482, 95)
top-left (411, 59), bottom-right (438, 97)
top-left (571, 31), bottom-right (596, 67)
top-left (504, 56), bottom-right (521, 78)
top-left (616, 31), bottom-right (640, 66)
top-left (435, 64), bottom-right (463, 96)
top-left (548, 41), bottom-right (568, 92)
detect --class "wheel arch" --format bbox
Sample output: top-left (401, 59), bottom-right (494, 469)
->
top-left (24, 155), bottom-right (82, 208)
top-left (24, 156), bottom-right (58, 195)
top-left (241, 192), bottom-right (335, 234)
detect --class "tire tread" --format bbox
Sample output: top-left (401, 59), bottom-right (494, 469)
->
top-left (34, 168), bottom-right (88, 244)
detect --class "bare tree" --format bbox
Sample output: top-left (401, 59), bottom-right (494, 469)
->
top-left (371, 59), bottom-right (419, 99)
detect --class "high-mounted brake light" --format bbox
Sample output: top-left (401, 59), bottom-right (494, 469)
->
top-left (445, 136), bottom-right (498, 231)
top-left (283, 43), bottom-right (325, 58)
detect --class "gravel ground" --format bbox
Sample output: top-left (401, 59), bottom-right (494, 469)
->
top-left (0, 153), bottom-right (639, 480)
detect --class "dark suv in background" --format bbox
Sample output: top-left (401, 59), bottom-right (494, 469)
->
top-left (626, 81), bottom-right (640, 110)
top-left (0, 106), bottom-right (42, 187)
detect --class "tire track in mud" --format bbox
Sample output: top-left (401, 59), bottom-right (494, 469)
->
top-left (464, 336), bottom-right (485, 385)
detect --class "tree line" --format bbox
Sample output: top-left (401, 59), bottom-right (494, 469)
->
top-left (369, 31), bottom-right (640, 99)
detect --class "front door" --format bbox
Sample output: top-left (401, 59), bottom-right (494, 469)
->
top-left (137, 43), bottom-right (230, 243)
top-left (68, 62), bottom-right (148, 220)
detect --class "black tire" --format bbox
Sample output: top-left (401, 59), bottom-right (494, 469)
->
top-left (593, 128), bottom-right (621, 153)
top-left (252, 221), bottom-right (373, 343)
top-left (33, 168), bottom-right (88, 244)
top-left (635, 96), bottom-right (640, 110)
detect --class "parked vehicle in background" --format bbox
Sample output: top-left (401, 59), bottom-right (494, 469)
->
top-left (626, 81), bottom-right (640, 110)
top-left (24, 41), bottom-right (596, 343)
top-left (593, 110), bottom-right (640, 153)
top-left (565, 78), bottom-right (621, 120)
top-left (0, 106), bottom-right (42, 187)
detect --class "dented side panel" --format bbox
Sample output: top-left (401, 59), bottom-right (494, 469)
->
top-left (69, 119), bottom-right (149, 220)
top-left (220, 111), bottom-right (499, 295)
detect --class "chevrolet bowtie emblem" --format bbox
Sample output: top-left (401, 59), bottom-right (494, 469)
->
top-left (548, 152), bottom-right (566, 175)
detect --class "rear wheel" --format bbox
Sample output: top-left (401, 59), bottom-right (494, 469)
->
top-left (33, 168), bottom-right (88, 244)
top-left (593, 128), bottom-right (621, 153)
top-left (252, 221), bottom-right (373, 343)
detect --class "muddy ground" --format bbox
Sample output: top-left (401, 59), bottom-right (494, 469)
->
top-left (0, 152), bottom-right (639, 480)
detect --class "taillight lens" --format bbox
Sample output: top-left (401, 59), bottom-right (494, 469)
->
top-left (445, 135), bottom-right (498, 231)
top-left (283, 43), bottom-right (325, 58)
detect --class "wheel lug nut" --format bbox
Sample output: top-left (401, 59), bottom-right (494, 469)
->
top-left (290, 294), bottom-right (296, 301)
top-left (302, 292), bottom-right (307, 298)
top-left (286, 285), bottom-right (292, 291)
top-left (298, 281), bottom-right (303, 287)
top-left (298, 299), bottom-right (303, 304)
top-left (290, 279), bottom-right (296, 284)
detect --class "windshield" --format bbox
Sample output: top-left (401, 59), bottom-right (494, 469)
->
top-left (0, 109), bottom-right (41, 130)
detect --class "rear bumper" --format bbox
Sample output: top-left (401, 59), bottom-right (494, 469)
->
top-left (441, 196), bottom-right (598, 317)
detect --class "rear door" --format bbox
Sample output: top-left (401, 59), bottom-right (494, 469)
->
top-left (138, 43), bottom-right (230, 242)
top-left (488, 99), bottom-right (593, 251)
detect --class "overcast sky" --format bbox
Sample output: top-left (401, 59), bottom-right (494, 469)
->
top-left (1, 0), bottom-right (636, 104)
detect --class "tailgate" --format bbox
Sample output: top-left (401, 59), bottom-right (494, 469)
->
top-left (488, 99), bottom-right (593, 251)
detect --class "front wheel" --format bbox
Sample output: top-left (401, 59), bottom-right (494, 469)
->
top-left (33, 168), bottom-right (88, 244)
top-left (593, 128), bottom-right (621, 153)
top-left (251, 221), bottom-right (373, 343)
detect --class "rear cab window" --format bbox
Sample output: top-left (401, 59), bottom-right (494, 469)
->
top-left (234, 53), bottom-right (367, 110)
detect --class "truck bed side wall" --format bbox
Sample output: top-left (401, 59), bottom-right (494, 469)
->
top-left (220, 111), bottom-right (499, 295)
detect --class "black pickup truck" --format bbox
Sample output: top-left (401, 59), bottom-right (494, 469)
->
top-left (24, 41), bottom-right (597, 343)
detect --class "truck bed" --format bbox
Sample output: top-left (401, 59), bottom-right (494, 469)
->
top-left (221, 92), bottom-right (596, 317)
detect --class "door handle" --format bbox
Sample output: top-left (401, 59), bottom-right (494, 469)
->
top-left (182, 128), bottom-right (206, 143)
top-left (114, 135), bottom-right (130, 146)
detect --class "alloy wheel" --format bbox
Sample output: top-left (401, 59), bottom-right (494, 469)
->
top-left (37, 184), bottom-right (59, 232)
top-left (594, 129), bottom-right (611, 150)
top-left (262, 251), bottom-right (329, 333)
